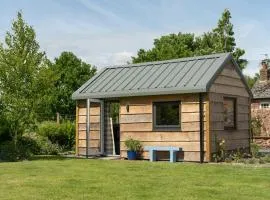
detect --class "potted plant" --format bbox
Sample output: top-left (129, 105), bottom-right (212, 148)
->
top-left (124, 138), bottom-right (142, 160)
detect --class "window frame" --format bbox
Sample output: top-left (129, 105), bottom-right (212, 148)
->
top-left (152, 101), bottom-right (181, 131)
top-left (223, 97), bottom-right (237, 130)
top-left (260, 102), bottom-right (270, 109)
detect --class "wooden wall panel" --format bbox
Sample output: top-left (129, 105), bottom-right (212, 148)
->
top-left (78, 139), bottom-right (100, 148)
top-left (120, 105), bottom-right (152, 115)
top-left (121, 123), bottom-right (152, 132)
top-left (121, 131), bottom-right (201, 142)
top-left (181, 112), bottom-right (200, 122)
top-left (210, 83), bottom-right (249, 97)
top-left (78, 130), bottom-right (100, 140)
top-left (78, 115), bottom-right (100, 123)
top-left (209, 62), bottom-right (250, 156)
top-left (78, 147), bottom-right (100, 155)
top-left (120, 114), bottom-right (152, 123)
top-left (120, 141), bottom-right (206, 152)
top-left (119, 94), bottom-right (209, 162)
top-left (77, 101), bottom-right (101, 155)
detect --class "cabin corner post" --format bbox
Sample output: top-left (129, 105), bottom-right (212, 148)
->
top-left (100, 100), bottom-right (105, 155)
top-left (86, 98), bottom-right (90, 158)
top-left (199, 93), bottom-right (205, 163)
top-left (248, 97), bottom-right (252, 153)
top-left (75, 101), bottom-right (79, 156)
top-left (205, 94), bottom-right (211, 162)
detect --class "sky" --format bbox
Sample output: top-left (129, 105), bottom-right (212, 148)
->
top-left (0, 0), bottom-right (269, 76)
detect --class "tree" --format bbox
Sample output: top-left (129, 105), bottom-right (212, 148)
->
top-left (132, 9), bottom-right (247, 70)
top-left (212, 9), bottom-right (247, 70)
top-left (132, 33), bottom-right (196, 63)
top-left (0, 12), bottom-right (48, 145)
top-left (49, 52), bottom-right (96, 117)
top-left (245, 73), bottom-right (260, 89)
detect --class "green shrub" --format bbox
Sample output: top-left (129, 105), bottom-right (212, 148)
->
top-left (39, 139), bottom-right (63, 155)
top-left (59, 121), bottom-right (75, 150)
top-left (250, 117), bottom-right (262, 136)
top-left (19, 134), bottom-right (42, 154)
top-left (259, 158), bottom-right (266, 164)
top-left (230, 148), bottom-right (243, 162)
top-left (0, 135), bottom-right (40, 161)
top-left (37, 121), bottom-right (75, 150)
top-left (248, 158), bottom-right (258, 164)
top-left (0, 115), bottom-right (12, 142)
top-left (212, 136), bottom-right (226, 162)
top-left (262, 155), bottom-right (270, 163)
top-left (0, 141), bottom-right (18, 161)
top-left (124, 138), bottom-right (142, 152)
top-left (250, 143), bottom-right (260, 158)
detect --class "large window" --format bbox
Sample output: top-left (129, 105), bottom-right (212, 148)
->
top-left (224, 97), bottom-right (236, 130)
top-left (153, 101), bottom-right (180, 130)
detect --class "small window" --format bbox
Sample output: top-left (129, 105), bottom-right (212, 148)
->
top-left (224, 97), bottom-right (236, 130)
top-left (260, 103), bottom-right (270, 109)
top-left (153, 101), bottom-right (180, 131)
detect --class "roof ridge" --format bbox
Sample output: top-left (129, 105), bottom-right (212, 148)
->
top-left (106, 52), bottom-right (230, 69)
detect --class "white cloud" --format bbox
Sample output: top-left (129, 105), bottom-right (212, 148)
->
top-left (108, 51), bottom-right (134, 65)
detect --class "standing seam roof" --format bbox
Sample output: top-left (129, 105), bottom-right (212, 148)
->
top-left (72, 53), bottom-right (250, 99)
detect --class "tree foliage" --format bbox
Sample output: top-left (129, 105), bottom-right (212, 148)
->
top-left (245, 73), bottom-right (260, 89)
top-left (49, 52), bottom-right (96, 117)
top-left (0, 12), bottom-right (48, 140)
top-left (132, 9), bottom-right (247, 70)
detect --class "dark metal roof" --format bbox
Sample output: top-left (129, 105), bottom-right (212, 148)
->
top-left (72, 53), bottom-right (249, 99)
top-left (251, 80), bottom-right (270, 99)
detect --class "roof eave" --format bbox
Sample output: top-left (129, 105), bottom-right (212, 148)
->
top-left (72, 87), bottom-right (207, 100)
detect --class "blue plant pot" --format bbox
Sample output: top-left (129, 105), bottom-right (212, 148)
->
top-left (127, 151), bottom-right (137, 160)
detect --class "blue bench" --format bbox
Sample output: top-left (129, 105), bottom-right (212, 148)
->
top-left (144, 146), bottom-right (183, 163)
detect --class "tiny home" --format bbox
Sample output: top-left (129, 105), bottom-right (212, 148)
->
top-left (72, 53), bottom-right (252, 162)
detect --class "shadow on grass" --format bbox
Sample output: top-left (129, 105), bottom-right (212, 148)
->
top-left (29, 155), bottom-right (76, 161)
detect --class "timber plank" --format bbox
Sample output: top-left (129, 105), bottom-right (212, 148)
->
top-left (78, 123), bottom-right (100, 131)
top-left (120, 114), bottom-right (152, 123)
top-left (120, 131), bottom-right (200, 142)
top-left (120, 141), bottom-right (206, 152)
top-left (78, 139), bottom-right (100, 148)
top-left (78, 130), bottom-right (100, 140)
top-left (120, 105), bottom-right (152, 115)
top-left (210, 83), bottom-right (249, 97)
top-left (121, 122), bottom-right (152, 132)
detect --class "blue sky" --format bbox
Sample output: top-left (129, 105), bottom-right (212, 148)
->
top-left (0, 0), bottom-right (269, 75)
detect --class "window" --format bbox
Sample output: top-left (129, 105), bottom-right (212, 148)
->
top-left (153, 101), bottom-right (180, 130)
top-left (224, 97), bottom-right (236, 130)
top-left (260, 103), bottom-right (270, 109)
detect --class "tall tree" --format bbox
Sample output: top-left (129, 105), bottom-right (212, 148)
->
top-left (0, 12), bottom-right (48, 143)
top-left (132, 9), bottom-right (247, 70)
top-left (50, 52), bottom-right (96, 117)
top-left (212, 9), bottom-right (247, 69)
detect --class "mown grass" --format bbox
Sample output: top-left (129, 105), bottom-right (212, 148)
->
top-left (0, 157), bottom-right (269, 200)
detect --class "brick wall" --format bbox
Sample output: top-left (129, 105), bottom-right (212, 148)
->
top-left (254, 137), bottom-right (270, 149)
top-left (251, 101), bottom-right (270, 136)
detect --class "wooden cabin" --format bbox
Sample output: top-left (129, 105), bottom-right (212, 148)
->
top-left (72, 53), bottom-right (252, 162)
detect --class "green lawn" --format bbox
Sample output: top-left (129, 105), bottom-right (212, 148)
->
top-left (0, 158), bottom-right (269, 200)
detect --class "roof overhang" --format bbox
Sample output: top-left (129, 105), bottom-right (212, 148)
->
top-left (72, 87), bottom-right (207, 100)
